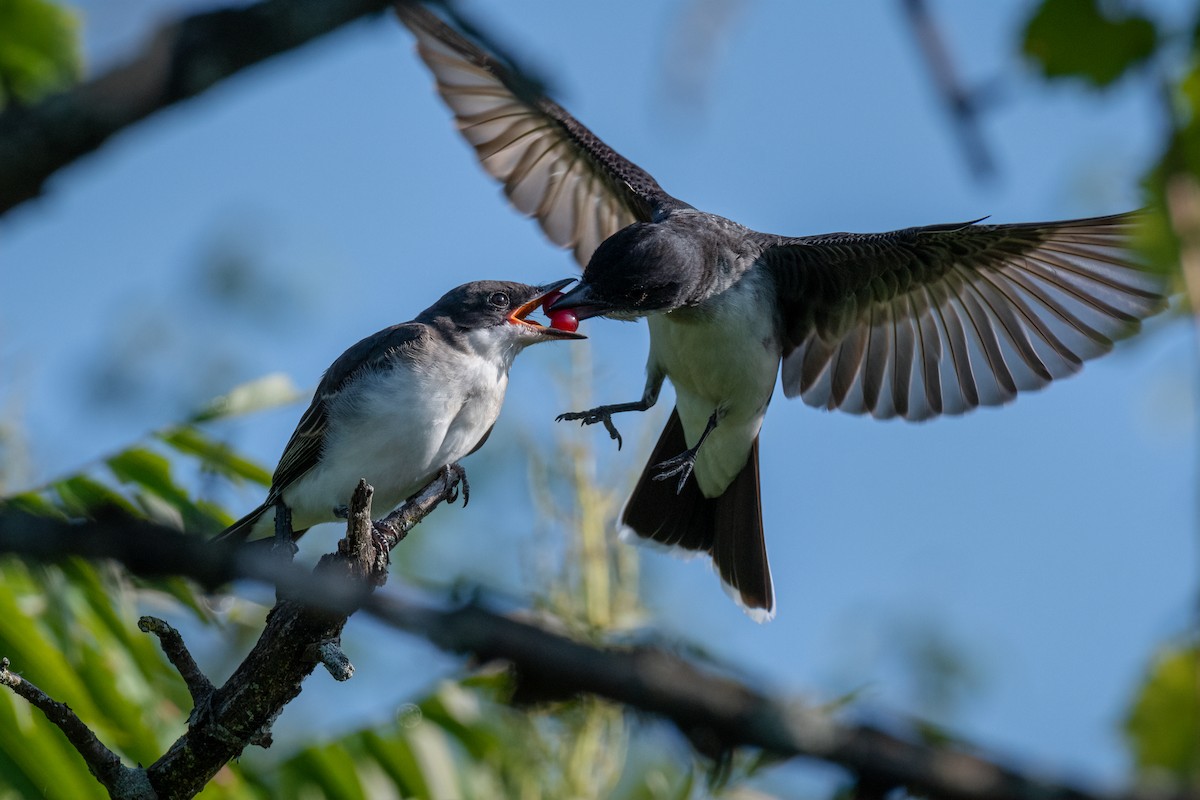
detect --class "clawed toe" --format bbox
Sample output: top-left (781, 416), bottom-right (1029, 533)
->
top-left (555, 408), bottom-right (624, 449)
top-left (652, 450), bottom-right (697, 495)
top-left (369, 524), bottom-right (393, 566)
top-left (445, 463), bottom-right (470, 507)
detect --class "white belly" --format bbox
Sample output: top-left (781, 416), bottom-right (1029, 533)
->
top-left (265, 349), bottom-right (508, 536)
top-left (647, 273), bottom-right (781, 496)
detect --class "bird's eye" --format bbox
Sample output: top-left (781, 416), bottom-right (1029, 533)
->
top-left (488, 292), bottom-right (510, 308)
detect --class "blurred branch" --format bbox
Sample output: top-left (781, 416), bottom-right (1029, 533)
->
top-left (1, 502), bottom-right (1195, 800)
top-left (899, 0), bottom-right (998, 180)
top-left (0, 0), bottom-right (393, 215)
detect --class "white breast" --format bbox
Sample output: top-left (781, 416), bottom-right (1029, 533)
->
top-left (280, 336), bottom-right (513, 532)
top-left (647, 270), bottom-right (781, 496)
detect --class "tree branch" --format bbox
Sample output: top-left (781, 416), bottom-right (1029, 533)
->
top-left (0, 488), bottom-right (1192, 800)
top-left (145, 473), bottom-right (462, 798)
top-left (0, 0), bottom-right (392, 215)
top-left (138, 616), bottom-right (215, 709)
top-left (0, 658), bottom-right (155, 799)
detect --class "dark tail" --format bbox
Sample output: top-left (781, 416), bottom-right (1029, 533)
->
top-left (213, 502), bottom-right (313, 544)
top-left (212, 503), bottom-right (270, 544)
top-left (621, 408), bottom-right (774, 620)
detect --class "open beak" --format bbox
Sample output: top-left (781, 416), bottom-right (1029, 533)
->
top-left (507, 278), bottom-right (587, 340)
top-left (546, 281), bottom-right (610, 320)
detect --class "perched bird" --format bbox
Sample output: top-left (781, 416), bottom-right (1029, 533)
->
top-left (216, 280), bottom-right (583, 543)
top-left (396, 5), bottom-right (1167, 620)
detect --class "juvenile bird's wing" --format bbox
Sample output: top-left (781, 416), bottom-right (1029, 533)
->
top-left (267, 323), bottom-right (432, 500)
top-left (762, 212), bottom-right (1167, 421)
top-left (396, 3), bottom-right (687, 267)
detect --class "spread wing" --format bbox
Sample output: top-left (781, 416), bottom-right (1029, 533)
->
top-left (764, 212), bottom-right (1167, 421)
top-left (266, 323), bottom-right (432, 499)
top-left (395, 3), bottom-right (686, 267)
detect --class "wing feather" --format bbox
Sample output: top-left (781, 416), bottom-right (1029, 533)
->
top-left (397, 3), bottom-right (685, 267)
top-left (265, 324), bottom-right (431, 497)
top-left (769, 212), bottom-right (1165, 420)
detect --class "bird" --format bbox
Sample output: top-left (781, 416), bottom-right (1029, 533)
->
top-left (215, 279), bottom-right (584, 544)
top-left (395, 4), bottom-right (1168, 621)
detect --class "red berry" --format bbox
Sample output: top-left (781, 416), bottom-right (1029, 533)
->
top-left (548, 309), bottom-right (579, 332)
top-left (541, 290), bottom-right (565, 314)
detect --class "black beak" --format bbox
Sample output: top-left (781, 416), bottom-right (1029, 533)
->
top-left (536, 277), bottom-right (577, 296)
top-left (507, 278), bottom-right (587, 340)
top-left (547, 281), bottom-right (609, 320)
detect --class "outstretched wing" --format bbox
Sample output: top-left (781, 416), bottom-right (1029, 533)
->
top-left (764, 212), bottom-right (1167, 421)
top-left (395, 3), bottom-right (686, 267)
top-left (266, 323), bottom-right (432, 499)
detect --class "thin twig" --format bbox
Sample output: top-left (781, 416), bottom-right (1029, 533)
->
top-left (138, 616), bottom-right (215, 708)
top-left (0, 658), bottom-right (155, 799)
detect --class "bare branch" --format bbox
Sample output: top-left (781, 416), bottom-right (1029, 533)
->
top-left (0, 658), bottom-right (155, 799)
top-left (0, 0), bottom-right (391, 215)
top-left (146, 473), bottom-right (461, 798)
top-left (138, 616), bottom-right (215, 708)
top-left (0, 492), bottom-right (1193, 800)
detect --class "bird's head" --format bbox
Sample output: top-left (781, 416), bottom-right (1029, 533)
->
top-left (420, 279), bottom-right (587, 347)
top-left (549, 223), bottom-right (697, 320)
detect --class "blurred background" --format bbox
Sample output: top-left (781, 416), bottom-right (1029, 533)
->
top-left (0, 0), bottom-right (1197, 797)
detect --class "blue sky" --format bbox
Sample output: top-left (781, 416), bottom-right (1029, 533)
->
top-left (2, 0), bottom-right (1196, 793)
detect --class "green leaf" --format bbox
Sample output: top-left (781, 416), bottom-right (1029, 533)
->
top-left (105, 448), bottom-right (192, 509)
top-left (0, 0), bottom-right (81, 107)
top-left (1124, 641), bottom-right (1200, 783)
top-left (286, 744), bottom-right (367, 800)
top-left (52, 475), bottom-right (139, 518)
top-left (0, 491), bottom-right (63, 518)
top-left (160, 426), bottom-right (272, 487)
top-left (189, 373), bottom-right (303, 423)
top-left (1022, 0), bottom-right (1157, 87)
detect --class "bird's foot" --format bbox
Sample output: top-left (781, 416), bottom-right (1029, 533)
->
top-left (652, 447), bottom-right (699, 495)
top-left (444, 462), bottom-right (470, 507)
top-left (369, 522), bottom-right (393, 568)
top-left (332, 505), bottom-right (349, 519)
top-left (555, 407), bottom-right (624, 450)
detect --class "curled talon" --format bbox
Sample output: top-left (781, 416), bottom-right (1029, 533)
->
top-left (601, 417), bottom-right (624, 450)
top-left (555, 409), bottom-right (624, 450)
top-left (444, 463), bottom-right (470, 507)
top-left (369, 523), bottom-right (393, 567)
top-left (332, 505), bottom-right (349, 520)
top-left (652, 449), bottom-right (699, 495)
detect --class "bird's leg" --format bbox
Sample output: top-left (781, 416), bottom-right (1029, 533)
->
top-left (556, 399), bottom-right (654, 450)
top-left (271, 498), bottom-right (298, 559)
top-left (556, 371), bottom-right (663, 451)
top-left (652, 410), bottom-right (721, 494)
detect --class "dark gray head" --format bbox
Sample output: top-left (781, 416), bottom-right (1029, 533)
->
top-left (550, 223), bottom-right (702, 319)
top-left (418, 279), bottom-right (585, 342)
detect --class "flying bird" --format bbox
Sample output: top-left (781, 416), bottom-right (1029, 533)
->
top-left (395, 4), bottom-right (1167, 620)
top-left (216, 280), bottom-right (583, 543)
